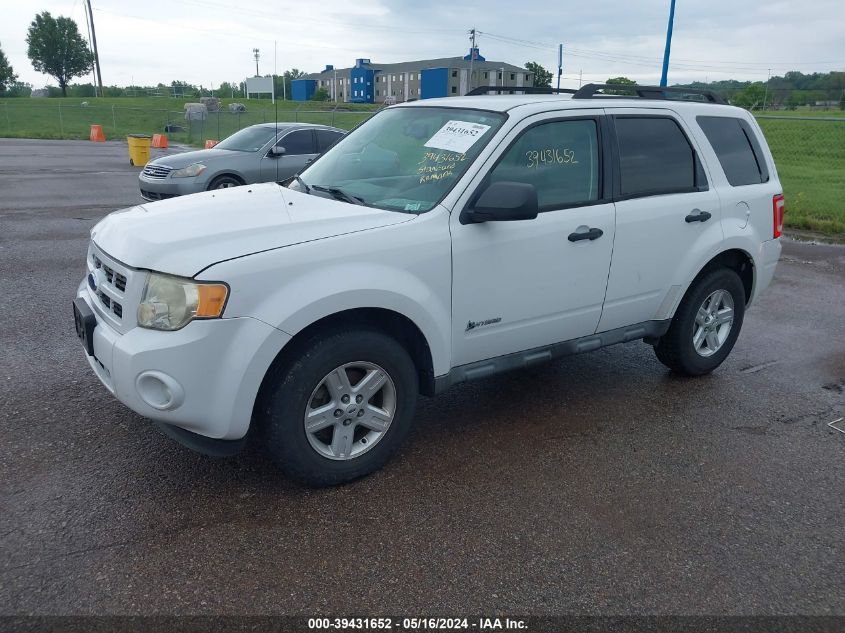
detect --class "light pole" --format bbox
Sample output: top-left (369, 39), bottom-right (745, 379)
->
top-left (253, 48), bottom-right (260, 76)
top-left (660, 0), bottom-right (677, 87)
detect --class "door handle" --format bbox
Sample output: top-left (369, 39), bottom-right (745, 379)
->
top-left (685, 209), bottom-right (712, 223)
top-left (568, 227), bottom-right (604, 242)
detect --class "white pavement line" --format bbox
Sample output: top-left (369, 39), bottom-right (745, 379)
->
top-left (828, 417), bottom-right (845, 434)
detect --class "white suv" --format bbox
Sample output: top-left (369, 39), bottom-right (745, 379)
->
top-left (73, 84), bottom-right (783, 486)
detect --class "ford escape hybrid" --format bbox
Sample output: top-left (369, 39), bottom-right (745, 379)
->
top-left (73, 84), bottom-right (783, 486)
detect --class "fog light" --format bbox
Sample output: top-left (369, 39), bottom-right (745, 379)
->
top-left (136, 371), bottom-right (185, 411)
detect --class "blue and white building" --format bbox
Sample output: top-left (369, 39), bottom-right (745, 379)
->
top-left (292, 48), bottom-right (534, 103)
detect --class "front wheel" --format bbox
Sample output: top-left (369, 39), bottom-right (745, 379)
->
top-left (258, 329), bottom-right (419, 486)
top-left (208, 175), bottom-right (243, 190)
top-left (654, 268), bottom-right (746, 376)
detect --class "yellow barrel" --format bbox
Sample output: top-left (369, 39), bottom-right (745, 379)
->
top-left (127, 134), bottom-right (152, 166)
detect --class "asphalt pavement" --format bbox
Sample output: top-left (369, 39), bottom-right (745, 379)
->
top-left (0, 139), bottom-right (843, 617)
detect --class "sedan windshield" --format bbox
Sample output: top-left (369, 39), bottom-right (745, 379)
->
top-left (214, 126), bottom-right (277, 152)
top-left (291, 107), bottom-right (506, 213)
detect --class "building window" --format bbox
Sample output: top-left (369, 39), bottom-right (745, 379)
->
top-left (400, 73), bottom-right (404, 80)
top-left (376, 89), bottom-right (379, 96)
top-left (498, 72), bottom-right (502, 79)
top-left (525, 74), bottom-right (530, 81)
top-left (483, 72), bottom-right (488, 79)
top-left (451, 86), bottom-right (457, 94)
top-left (510, 73), bottom-right (515, 80)
top-left (451, 70), bottom-right (457, 78)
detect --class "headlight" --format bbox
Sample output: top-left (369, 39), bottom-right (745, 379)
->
top-left (170, 163), bottom-right (206, 178)
top-left (137, 273), bottom-right (228, 331)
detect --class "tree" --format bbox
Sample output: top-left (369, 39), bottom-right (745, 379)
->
top-left (274, 68), bottom-right (307, 100)
top-left (26, 12), bottom-right (93, 97)
top-left (525, 61), bottom-right (552, 88)
top-left (0, 41), bottom-right (17, 92)
top-left (312, 87), bottom-right (330, 101)
top-left (732, 82), bottom-right (766, 109)
top-left (604, 76), bottom-right (637, 95)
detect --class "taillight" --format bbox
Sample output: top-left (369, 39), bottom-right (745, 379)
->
top-left (773, 194), bottom-right (784, 238)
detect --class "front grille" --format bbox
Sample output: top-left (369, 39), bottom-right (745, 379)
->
top-left (90, 250), bottom-right (131, 323)
top-left (140, 189), bottom-right (177, 201)
top-left (142, 164), bottom-right (173, 179)
top-left (92, 255), bottom-right (127, 291)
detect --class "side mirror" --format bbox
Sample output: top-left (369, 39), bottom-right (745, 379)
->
top-left (269, 145), bottom-right (286, 157)
top-left (461, 181), bottom-right (539, 224)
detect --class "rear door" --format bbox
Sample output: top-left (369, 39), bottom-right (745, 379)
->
top-left (260, 129), bottom-right (318, 181)
top-left (597, 110), bottom-right (723, 332)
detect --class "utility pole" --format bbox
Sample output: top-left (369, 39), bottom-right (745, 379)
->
top-left (579, 69), bottom-right (583, 87)
top-left (85, 0), bottom-right (103, 96)
top-left (557, 44), bottom-right (563, 90)
top-left (468, 28), bottom-right (476, 93)
top-left (762, 68), bottom-right (771, 110)
top-left (660, 0), bottom-right (677, 87)
top-left (253, 48), bottom-right (260, 76)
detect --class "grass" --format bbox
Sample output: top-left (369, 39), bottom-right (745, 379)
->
top-left (0, 97), bottom-right (843, 236)
top-left (0, 96), bottom-right (380, 146)
top-left (755, 115), bottom-right (845, 235)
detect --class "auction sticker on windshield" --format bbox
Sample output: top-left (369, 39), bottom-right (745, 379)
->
top-left (424, 120), bottom-right (492, 153)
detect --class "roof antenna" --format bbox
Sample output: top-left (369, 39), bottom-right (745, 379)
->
top-left (274, 40), bottom-right (280, 185)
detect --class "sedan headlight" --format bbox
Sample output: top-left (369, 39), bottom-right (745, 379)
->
top-left (137, 273), bottom-right (228, 331)
top-left (170, 163), bottom-right (206, 178)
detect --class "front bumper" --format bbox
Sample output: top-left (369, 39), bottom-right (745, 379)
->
top-left (76, 280), bottom-right (291, 441)
top-left (138, 174), bottom-right (208, 201)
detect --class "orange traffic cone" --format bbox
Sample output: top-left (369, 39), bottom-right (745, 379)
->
top-left (151, 134), bottom-right (168, 149)
top-left (90, 124), bottom-right (105, 142)
top-left (205, 139), bottom-right (218, 149)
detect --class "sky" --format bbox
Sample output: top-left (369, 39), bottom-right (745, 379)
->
top-left (1, 0), bottom-right (843, 90)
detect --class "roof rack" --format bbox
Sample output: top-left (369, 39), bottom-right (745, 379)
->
top-left (465, 86), bottom-right (577, 96)
top-left (572, 83), bottom-right (727, 104)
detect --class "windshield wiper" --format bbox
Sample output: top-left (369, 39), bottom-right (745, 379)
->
top-left (311, 184), bottom-right (365, 206)
top-left (292, 175), bottom-right (311, 194)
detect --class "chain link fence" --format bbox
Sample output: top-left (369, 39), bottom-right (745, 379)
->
top-left (756, 115), bottom-right (845, 234)
top-left (0, 101), bottom-right (377, 146)
top-left (0, 101), bottom-right (842, 234)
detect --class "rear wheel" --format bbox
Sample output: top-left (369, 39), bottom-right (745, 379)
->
top-left (208, 175), bottom-right (243, 190)
top-left (258, 328), bottom-right (419, 487)
top-left (654, 268), bottom-right (745, 376)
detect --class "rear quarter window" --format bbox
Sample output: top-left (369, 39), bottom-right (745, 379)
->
top-left (697, 116), bottom-right (769, 186)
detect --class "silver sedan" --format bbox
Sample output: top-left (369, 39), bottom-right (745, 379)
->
top-left (138, 123), bottom-right (345, 201)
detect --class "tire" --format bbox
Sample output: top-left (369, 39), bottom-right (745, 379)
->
top-left (654, 268), bottom-right (745, 376)
top-left (258, 328), bottom-right (419, 487)
top-left (208, 175), bottom-right (243, 190)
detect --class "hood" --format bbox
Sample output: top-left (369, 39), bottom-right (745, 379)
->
top-left (91, 184), bottom-right (414, 277)
top-left (150, 147), bottom-right (243, 169)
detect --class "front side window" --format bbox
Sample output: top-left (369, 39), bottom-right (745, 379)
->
top-left (615, 116), bottom-right (704, 197)
top-left (316, 129), bottom-right (343, 153)
top-left (294, 107), bottom-right (506, 213)
top-left (279, 130), bottom-right (315, 155)
top-left (487, 119), bottom-right (600, 211)
top-left (697, 116), bottom-right (768, 186)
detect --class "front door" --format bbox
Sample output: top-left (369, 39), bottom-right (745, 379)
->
top-left (260, 129), bottom-right (318, 182)
top-left (450, 112), bottom-right (616, 367)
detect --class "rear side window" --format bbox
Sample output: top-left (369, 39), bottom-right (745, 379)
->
top-left (697, 116), bottom-right (769, 186)
top-left (279, 130), bottom-right (315, 155)
top-left (316, 129), bottom-right (343, 153)
top-left (614, 116), bottom-right (705, 197)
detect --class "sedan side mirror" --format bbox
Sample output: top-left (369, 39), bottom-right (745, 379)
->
top-left (269, 145), bottom-right (286, 157)
top-left (461, 181), bottom-right (539, 224)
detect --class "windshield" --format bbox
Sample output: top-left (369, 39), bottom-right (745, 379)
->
top-left (214, 126), bottom-right (277, 152)
top-left (291, 107), bottom-right (506, 213)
